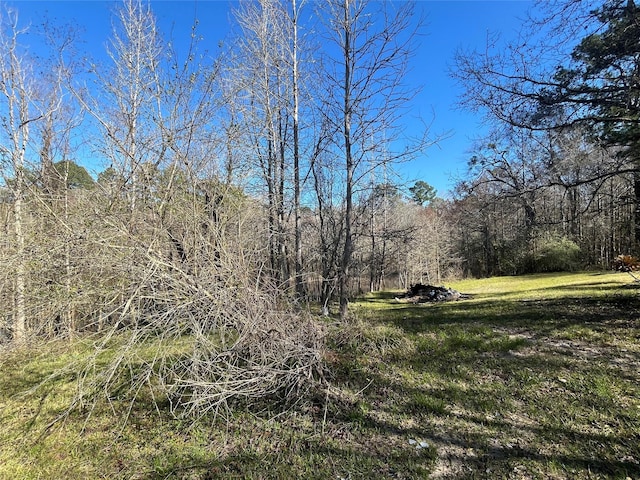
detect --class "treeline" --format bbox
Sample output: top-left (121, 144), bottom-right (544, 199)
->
top-left (451, 0), bottom-right (640, 276)
top-left (452, 128), bottom-right (637, 277)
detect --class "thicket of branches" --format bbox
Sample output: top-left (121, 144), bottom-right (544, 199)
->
top-left (0, 0), bottom-right (437, 419)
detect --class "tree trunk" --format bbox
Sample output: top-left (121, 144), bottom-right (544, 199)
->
top-left (13, 162), bottom-right (26, 342)
top-left (339, 163), bottom-right (353, 319)
top-left (339, 0), bottom-right (353, 320)
top-left (369, 201), bottom-right (376, 293)
top-left (292, 0), bottom-right (304, 299)
top-left (634, 170), bottom-right (640, 252)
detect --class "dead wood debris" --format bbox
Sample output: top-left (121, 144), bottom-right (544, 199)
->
top-left (394, 283), bottom-right (468, 303)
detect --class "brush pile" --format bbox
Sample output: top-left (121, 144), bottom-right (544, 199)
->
top-left (613, 254), bottom-right (640, 281)
top-left (395, 283), bottom-right (464, 303)
top-left (613, 254), bottom-right (640, 272)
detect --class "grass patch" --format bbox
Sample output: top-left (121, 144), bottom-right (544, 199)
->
top-left (1, 271), bottom-right (639, 478)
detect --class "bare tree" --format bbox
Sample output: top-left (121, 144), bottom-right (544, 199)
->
top-left (226, 0), bottom-right (294, 286)
top-left (290, 0), bottom-right (304, 297)
top-left (0, 7), bottom-right (42, 342)
top-left (319, 0), bottom-right (422, 318)
top-left (310, 148), bottom-right (345, 314)
top-left (39, 0), bottom-right (326, 421)
top-left (67, 0), bottom-right (165, 219)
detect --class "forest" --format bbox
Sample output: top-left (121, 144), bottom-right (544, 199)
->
top-left (0, 0), bottom-right (639, 451)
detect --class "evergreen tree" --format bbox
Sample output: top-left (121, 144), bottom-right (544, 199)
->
top-left (409, 180), bottom-right (437, 206)
top-left (53, 160), bottom-right (95, 189)
top-left (456, 0), bottom-right (640, 247)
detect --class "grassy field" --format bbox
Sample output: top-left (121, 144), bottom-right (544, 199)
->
top-left (1, 271), bottom-right (639, 479)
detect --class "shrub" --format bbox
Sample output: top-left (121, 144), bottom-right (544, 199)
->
top-left (520, 236), bottom-right (582, 273)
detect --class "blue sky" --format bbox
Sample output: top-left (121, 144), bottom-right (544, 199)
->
top-left (11, 0), bottom-right (532, 197)
top-left (408, 0), bottom-right (532, 196)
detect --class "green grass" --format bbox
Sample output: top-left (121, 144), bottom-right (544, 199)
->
top-left (1, 271), bottom-right (639, 479)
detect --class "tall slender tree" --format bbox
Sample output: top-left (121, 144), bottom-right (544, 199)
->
top-left (0, 7), bottom-right (40, 342)
top-left (290, 0), bottom-right (304, 297)
top-left (229, 0), bottom-right (293, 285)
top-left (320, 0), bottom-right (421, 318)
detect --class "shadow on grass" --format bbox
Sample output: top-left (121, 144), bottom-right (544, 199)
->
top-left (141, 421), bottom-right (436, 479)
top-left (3, 276), bottom-right (638, 479)
top-left (363, 295), bottom-right (640, 336)
top-left (362, 409), bottom-right (640, 479)
top-left (342, 283), bottom-right (640, 478)
top-left (333, 361), bottom-right (640, 479)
